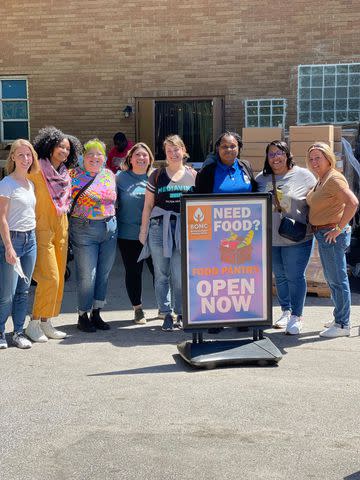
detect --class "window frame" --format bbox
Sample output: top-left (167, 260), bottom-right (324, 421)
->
top-left (136, 96), bottom-right (224, 162)
top-left (297, 63), bottom-right (360, 125)
top-left (244, 98), bottom-right (287, 128)
top-left (0, 76), bottom-right (30, 142)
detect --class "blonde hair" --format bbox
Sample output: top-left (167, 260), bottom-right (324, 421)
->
top-left (124, 142), bottom-right (154, 173)
top-left (306, 142), bottom-right (336, 169)
top-left (163, 134), bottom-right (189, 162)
top-left (6, 139), bottom-right (40, 174)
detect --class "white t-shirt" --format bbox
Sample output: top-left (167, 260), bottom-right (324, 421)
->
top-left (0, 175), bottom-right (36, 231)
top-left (256, 166), bottom-right (316, 246)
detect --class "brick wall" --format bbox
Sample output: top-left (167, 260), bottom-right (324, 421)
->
top-left (0, 0), bottom-right (359, 148)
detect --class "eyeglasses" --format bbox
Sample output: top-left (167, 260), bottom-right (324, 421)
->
top-left (268, 151), bottom-right (284, 159)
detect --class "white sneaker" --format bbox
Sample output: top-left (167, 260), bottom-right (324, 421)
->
top-left (320, 324), bottom-right (350, 338)
top-left (12, 332), bottom-right (32, 349)
top-left (25, 320), bottom-right (48, 343)
top-left (324, 320), bottom-right (335, 328)
top-left (40, 319), bottom-right (67, 339)
top-left (274, 310), bottom-right (291, 329)
top-left (0, 332), bottom-right (8, 349)
top-left (285, 315), bottom-right (303, 335)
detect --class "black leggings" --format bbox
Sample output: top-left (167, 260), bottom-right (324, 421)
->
top-left (117, 238), bottom-right (154, 307)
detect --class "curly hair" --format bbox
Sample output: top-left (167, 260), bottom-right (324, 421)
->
top-left (32, 126), bottom-right (82, 168)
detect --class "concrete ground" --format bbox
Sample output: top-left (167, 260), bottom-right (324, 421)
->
top-left (1, 252), bottom-right (360, 480)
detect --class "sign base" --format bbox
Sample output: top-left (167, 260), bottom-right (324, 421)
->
top-left (177, 337), bottom-right (282, 368)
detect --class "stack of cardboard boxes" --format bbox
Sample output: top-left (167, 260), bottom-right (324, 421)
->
top-left (241, 127), bottom-right (283, 174)
top-left (288, 125), bottom-right (342, 168)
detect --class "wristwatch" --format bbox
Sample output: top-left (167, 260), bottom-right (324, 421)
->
top-left (334, 224), bottom-right (342, 232)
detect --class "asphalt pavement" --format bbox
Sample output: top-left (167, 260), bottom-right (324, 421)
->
top-left (1, 252), bottom-right (360, 480)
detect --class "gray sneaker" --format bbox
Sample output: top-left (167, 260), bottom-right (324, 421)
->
top-left (12, 332), bottom-right (32, 349)
top-left (134, 308), bottom-right (146, 325)
top-left (0, 332), bottom-right (8, 349)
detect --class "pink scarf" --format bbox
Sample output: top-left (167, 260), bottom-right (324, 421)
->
top-left (40, 158), bottom-right (72, 215)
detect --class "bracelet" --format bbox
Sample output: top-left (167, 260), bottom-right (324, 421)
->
top-left (334, 224), bottom-right (342, 232)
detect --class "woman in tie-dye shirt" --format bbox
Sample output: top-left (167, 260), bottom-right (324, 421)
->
top-left (69, 139), bottom-right (117, 333)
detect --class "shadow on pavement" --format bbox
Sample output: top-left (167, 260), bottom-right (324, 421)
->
top-left (54, 318), bottom-right (358, 357)
top-left (57, 320), bottom-right (189, 347)
top-left (88, 354), bottom-right (193, 376)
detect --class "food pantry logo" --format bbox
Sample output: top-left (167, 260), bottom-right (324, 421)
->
top-left (193, 207), bottom-right (204, 223)
top-left (188, 205), bottom-right (212, 240)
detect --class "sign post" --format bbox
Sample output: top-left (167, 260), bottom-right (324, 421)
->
top-left (177, 193), bottom-right (282, 368)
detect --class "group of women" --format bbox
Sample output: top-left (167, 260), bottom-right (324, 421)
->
top-left (0, 127), bottom-right (358, 350)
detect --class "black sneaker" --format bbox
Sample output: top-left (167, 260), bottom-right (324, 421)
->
top-left (161, 313), bottom-right (174, 332)
top-left (134, 308), bottom-right (146, 325)
top-left (173, 315), bottom-right (183, 329)
top-left (77, 312), bottom-right (96, 333)
top-left (90, 309), bottom-right (110, 330)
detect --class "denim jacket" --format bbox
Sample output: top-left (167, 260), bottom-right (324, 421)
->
top-left (138, 206), bottom-right (181, 261)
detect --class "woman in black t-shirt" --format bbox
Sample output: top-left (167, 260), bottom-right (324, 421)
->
top-left (139, 135), bottom-right (196, 331)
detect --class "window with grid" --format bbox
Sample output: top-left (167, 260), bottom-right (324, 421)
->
top-left (0, 78), bottom-right (29, 142)
top-left (297, 63), bottom-right (360, 124)
top-left (245, 99), bottom-right (286, 128)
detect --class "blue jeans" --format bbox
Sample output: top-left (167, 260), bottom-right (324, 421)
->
top-left (70, 216), bottom-right (117, 312)
top-left (148, 217), bottom-right (181, 315)
top-left (272, 239), bottom-right (313, 317)
top-left (0, 230), bottom-right (37, 333)
top-left (315, 227), bottom-right (351, 327)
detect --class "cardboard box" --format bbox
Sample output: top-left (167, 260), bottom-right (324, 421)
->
top-left (242, 127), bottom-right (283, 143)
top-left (334, 141), bottom-right (342, 153)
top-left (241, 156), bottom-right (266, 172)
top-left (292, 157), bottom-right (308, 168)
top-left (334, 126), bottom-right (342, 142)
top-left (241, 142), bottom-right (268, 157)
top-left (290, 140), bottom-right (334, 158)
top-left (289, 125), bottom-right (334, 143)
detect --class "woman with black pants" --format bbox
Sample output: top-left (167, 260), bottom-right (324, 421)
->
top-left (116, 143), bottom-right (154, 324)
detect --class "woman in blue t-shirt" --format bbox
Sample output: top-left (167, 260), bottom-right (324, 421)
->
top-left (116, 143), bottom-right (155, 324)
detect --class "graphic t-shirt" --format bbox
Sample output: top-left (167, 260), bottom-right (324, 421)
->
top-left (256, 166), bottom-right (316, 246)
top-left (69, 167), bottom-right (116, 219)
top-left (146, 167), bottom-right (196, 213)
top-left (116, 170), bottom-right (148, 239)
